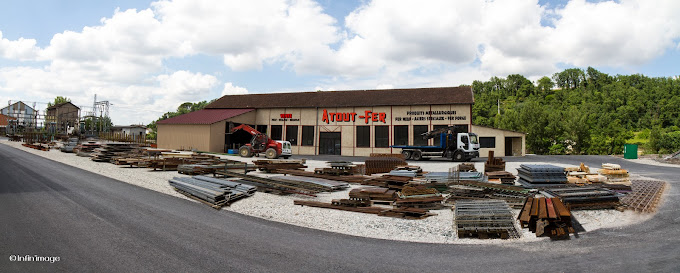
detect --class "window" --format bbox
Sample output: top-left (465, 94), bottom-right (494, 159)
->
top-left (356, 126), bottom-right (370, 147)
top-left (394, 125), bottom-right (408, 146)
top-left (256, 125), bottom-right (268, 134)
top-left (286, 125), bottom-right (298, 145)
top-left (302, 126), bottom-right (314, 146)
top-left (479, 137), bottom-right (496, 148)
top-left (413, 125), bottom-right (428, 146)
top-left (375, 126), bottom-right (389, 148)
top-left (270, 125), bottom-right (282, 140)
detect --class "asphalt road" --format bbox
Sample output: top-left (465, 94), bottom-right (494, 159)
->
top-left (1, 144), bottom-right (679, 272)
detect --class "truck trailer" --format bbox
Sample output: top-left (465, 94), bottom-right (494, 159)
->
top-left (392, 126), bottom-right (480, 161)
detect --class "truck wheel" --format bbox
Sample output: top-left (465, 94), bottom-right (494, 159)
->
top-left (239, 146), bottom-right (253, 157)
top-left (265, 148), bottom-right (279, 159)
top-left (411, 151), bottom-right (423, 161)
top-left (401, 150), bottom-right (412, 160)
top-left (282, 156), bottom-right (290, 159)
top-left (453, 151), bottom-right (464, 162)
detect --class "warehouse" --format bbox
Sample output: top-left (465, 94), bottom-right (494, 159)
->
top-left (157, 87), bottom-right (525, 157)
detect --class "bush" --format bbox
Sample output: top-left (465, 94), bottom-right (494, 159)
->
top-left (659, 131), bottom-right (680, 154)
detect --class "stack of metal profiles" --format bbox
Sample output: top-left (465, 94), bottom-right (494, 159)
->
top-left (446, 186), bottom-right (530, 209)
top-left (543, 186), bottom-right (621, 209)
top-left (453, 200), bottom-right (520, 239)
top-left (169, 176), bottom-right (257, 209)
top-left (516, 164), bottom-right (568, 188)
top-left (388, 169), bottom-right (419, 177)
top-left (518, 197), bottom-right (575, 239)
top-left (425, 171), bottom-right (486, 183)
top-left (275, 175), bottom-right (350, 191)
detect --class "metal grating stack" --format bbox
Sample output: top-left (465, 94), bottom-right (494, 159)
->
top-left (453, 200), bottom-right (520, 239)
top-left (620, 180), bottom-right (667, 213)
top-left (543, 186), bottom-right (621, 210)
top-left (169, 176), bottom-right (257, 209)
top-left (365, 157), bottom-right (407, 175)
top-left (516, 164), bottom-right (568, 188)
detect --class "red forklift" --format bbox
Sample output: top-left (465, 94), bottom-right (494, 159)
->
top-left (229, 124), bottom-right (292, 159)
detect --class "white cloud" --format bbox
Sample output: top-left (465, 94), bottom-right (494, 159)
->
top-left (221, 82), bottom-right (248, 96)
top-left (2, 0), bottom-right (680, 126)
top-left (0, 31), bottom-right (41, 60)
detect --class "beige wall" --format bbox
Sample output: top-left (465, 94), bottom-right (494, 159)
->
top-left (158, 124), bottom-right (212, 152)
top-left (252, 105), bottom-right (472, 156)
top-left (470, 125), bottom-right (526, 157)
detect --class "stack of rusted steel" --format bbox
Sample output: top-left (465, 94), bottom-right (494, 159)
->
top-left (518, 197), bottom-right (575, 238)
top-left (349, 187), bottom-right (397, 204)
top-left (272, 169), bottom-right (367, 183)
top-left (361, 175), bottom-right (412, 190)
top-left (484, 151), bottom-right (505, 173)
top-left (394, 185), bottom-right (445, 209)
top-left (293, 200), bottom-right (434, 219)
top-left (453, 200), bottom-right (520, 239)
top-left (365, 155), bottom-right (407, 175)
top-left (485, 171), bottom-right (516, 185)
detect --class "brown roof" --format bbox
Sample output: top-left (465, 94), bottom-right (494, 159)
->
top-left (0, 114), bottom-right (17, 126)
top-left (206, 86), bottom-right (473, 109)
top-left (157, 109), bottom-right (254, 125)
top-left (47, 101), bottom-right (80, 110)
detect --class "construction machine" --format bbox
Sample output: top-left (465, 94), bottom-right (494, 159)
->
top-left (392, 126), bottom-right (479, 161)
top-left (229, 124), bottom-right (292, 159)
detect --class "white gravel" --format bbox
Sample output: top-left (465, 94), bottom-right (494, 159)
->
top-left (1, 139), bottom-right (654, 244)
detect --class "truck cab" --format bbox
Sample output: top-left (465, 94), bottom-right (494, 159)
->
top-left (276, 141), bottom-right (293, 158)
top-left (455, 133), bottom-right (480, 161)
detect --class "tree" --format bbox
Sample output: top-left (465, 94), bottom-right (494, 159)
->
top-left (536, 76), bottom-right (554, 95)
top-left (47, 96), bottom-right (71, 107)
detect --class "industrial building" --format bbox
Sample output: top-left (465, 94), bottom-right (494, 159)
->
top-left (157, 87), bottom-right (525, 157)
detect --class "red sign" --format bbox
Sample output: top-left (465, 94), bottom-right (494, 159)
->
top-left (280, 114), bottom-right (292, 119)
top-left (321, 109), bottom-right (386, 124)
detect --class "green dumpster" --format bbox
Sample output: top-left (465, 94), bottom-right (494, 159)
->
top-left (623, 144), bottom-right (638, 159)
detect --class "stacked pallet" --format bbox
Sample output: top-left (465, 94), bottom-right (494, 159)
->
top-left (516, 164), bottom-right (568, 188)
top-left (91, 143), bottom-right (139, 162)
top-left (254, 159), bottom-right (307, 173)
top-left (75, 142), bottom-right (101, 157)
top-left (544, 187), bottom-right (620, 210)
top-left (453, 200), bottom-right (520, 239)
top-left (518, 197), bottom-right (575, 238)
top-left (485, 171), bottom-right (516, 185)
top-left (365, 156), bottom-right (407, 175)
top-left (620, 180), bottom-right (667, 213)
top-left (598, 163), bottom-right (631, 185)
top-left (484, 151), bottom-right (505, 173)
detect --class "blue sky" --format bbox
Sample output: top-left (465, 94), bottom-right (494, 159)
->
top-left (0, 0), bottom-right (678, 125)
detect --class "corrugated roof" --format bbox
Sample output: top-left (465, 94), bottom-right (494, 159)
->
top-left (206, 86), bottom-right (473, 109)
top-left (156, 109), bottom-right (254, 125)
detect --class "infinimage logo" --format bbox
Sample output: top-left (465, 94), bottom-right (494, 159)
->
top-left (321, 109), bottom-right (387, 124)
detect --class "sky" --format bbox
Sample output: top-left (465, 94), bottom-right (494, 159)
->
top-left (0, 0), bottom-right (679, 126)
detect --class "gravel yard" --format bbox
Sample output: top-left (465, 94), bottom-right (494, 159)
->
top-left (1, 139), bottom-right (655, 244)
